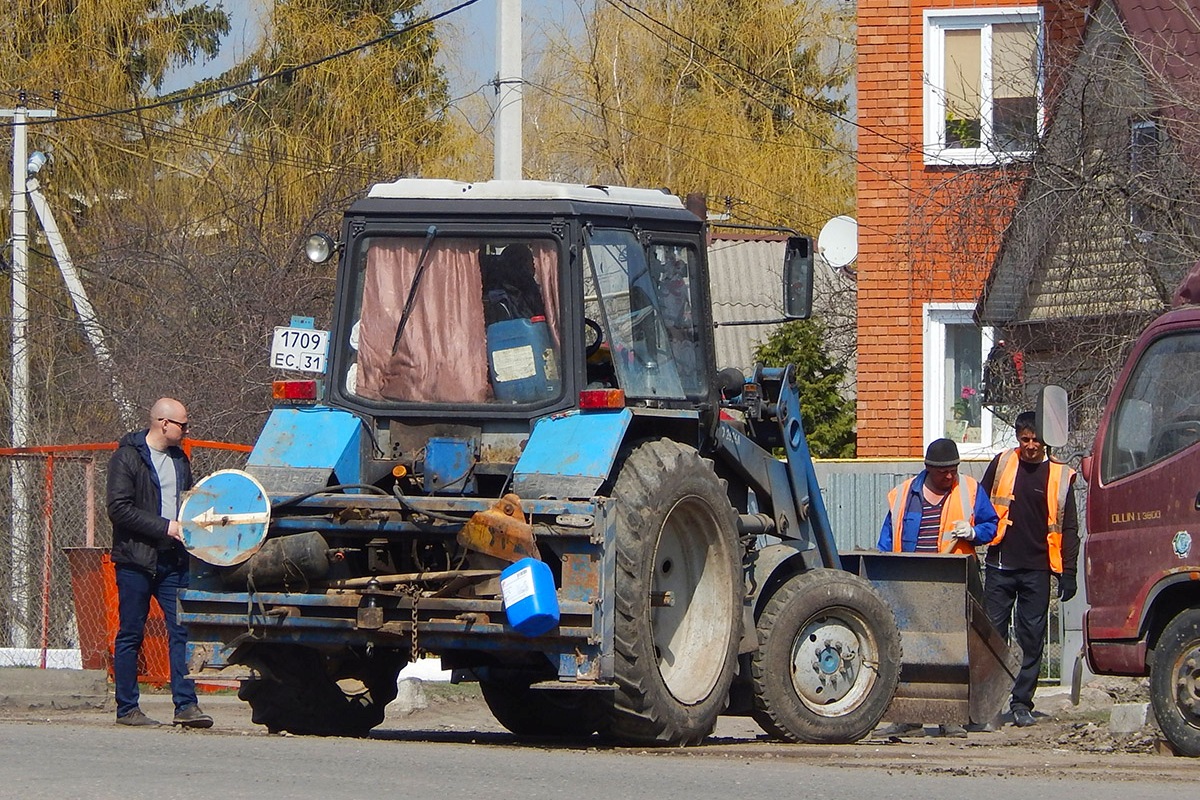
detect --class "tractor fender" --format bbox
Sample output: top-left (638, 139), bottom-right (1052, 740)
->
top-left (512, 408), bottom-right (633, 499)
top-left (245, 406), bottom-right (363, 496)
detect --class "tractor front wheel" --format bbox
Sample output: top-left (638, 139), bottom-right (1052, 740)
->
top-left (751, 569), bottom-right (900, 743)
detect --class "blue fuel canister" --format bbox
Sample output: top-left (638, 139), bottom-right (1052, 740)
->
top-left (500, 557), bottom-right (560, 637)
top-left (486, 316), bottom-right (560, 403)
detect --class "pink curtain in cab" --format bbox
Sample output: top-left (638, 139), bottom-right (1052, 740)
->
top-left (357, 240), bottom-right (490, 403)
top-left (527, 241), bottom-right (560, 342)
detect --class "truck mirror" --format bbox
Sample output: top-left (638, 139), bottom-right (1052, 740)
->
top-left (783, 236), bottom-right (813, 320)
top-left (1037, 385), bottom-right (1069, 448)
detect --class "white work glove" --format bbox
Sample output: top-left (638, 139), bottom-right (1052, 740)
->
top-left (952, 520), bottom-right (976, 541)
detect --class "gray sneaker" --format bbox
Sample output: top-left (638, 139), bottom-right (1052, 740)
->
top-left (1012, 708), bottom-right (1036, 727)
top-left (939, 723), bottom-right (968, 738)
top-left (173, 704), bottom-right (214, 729)
top-left (881, 722), bottom-right (924, 737)
top-left (116, 708), bottom-right (162, 726)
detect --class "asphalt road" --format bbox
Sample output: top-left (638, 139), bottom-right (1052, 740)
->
top-left (0, 690), bottom-right (1194, 799)
top-left (0, 717), bottom-right (1192, 800)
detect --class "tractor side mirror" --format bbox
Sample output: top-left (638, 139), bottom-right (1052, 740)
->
top-left (783, 235), bottom-right (813, 320)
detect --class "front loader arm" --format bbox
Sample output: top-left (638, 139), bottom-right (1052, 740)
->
top-left (711, 364), bottom-right (841, 571)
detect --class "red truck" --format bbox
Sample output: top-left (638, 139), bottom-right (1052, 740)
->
top-left (1078, 301), bottom-right (1200, 756)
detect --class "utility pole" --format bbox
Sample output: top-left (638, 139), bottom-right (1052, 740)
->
top-left (494, 0), bottom-right (523, 180)
top-left (3, 97), bottom-right (56, 648)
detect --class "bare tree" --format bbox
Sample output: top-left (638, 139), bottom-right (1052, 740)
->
top-left (887, 1), bottom-right (1200, 447)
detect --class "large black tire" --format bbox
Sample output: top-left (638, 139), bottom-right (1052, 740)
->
top-left (751, 570), bottom-right (901, 743)
top-left (238, 644), bottom-right (406, 737)
top-left (480, 680), bottom-right (607, 738)
top-left (1150, 608), bottom-right (1200, 756)
top-left (606, 439), bottom-right (742, 746)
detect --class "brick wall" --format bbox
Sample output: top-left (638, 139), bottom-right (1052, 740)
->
top-left (855, 0), bottom-right (1089, 457)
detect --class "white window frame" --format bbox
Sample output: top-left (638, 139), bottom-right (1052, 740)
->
top-left (923, 303), bottom-right (1009, 458)
top-left (923, 6), bottom-right (1045, 166)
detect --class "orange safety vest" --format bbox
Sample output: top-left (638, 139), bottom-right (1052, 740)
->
top-left (988, 449), bottom-right (1075, 573)
top-left (887, 475), bottom-right (980, 555)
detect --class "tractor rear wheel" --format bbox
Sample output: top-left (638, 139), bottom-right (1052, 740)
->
top-left (751, 569), bottom-right (900, 743)
top-left (238, 644), bottom-right (405, 737)
top-left (481, 679), bottom-right (607, 739)
top-left (605, 439), bottom-right (742, 746)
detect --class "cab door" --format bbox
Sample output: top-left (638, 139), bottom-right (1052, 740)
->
top-left (1086, 320), bottom-right (1200, 645)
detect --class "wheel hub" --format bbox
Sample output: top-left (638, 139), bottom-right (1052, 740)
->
top-left (651, 496), bottom-right (736, 705)
top-left (790, 617), bottom-right (862, 705)
top-left (1174, 648), bottom-right (1200, 726)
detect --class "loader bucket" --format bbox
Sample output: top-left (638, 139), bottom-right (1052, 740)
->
top-left (841, 552), bottom-right (1017, 726)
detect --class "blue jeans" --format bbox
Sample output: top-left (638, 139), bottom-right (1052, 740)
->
top-left (114, 560), bottom-right (198, 717)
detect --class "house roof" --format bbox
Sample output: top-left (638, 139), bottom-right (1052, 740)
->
top-left (1118, 0), bottom-right (1200, 86)
top-left (1117, 0), bottom-right (1200, 160)
top-left (978, 0), bottom-right (1200, 326)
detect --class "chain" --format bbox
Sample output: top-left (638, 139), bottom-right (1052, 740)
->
top-left (404, 585), bottom-right (423, 662)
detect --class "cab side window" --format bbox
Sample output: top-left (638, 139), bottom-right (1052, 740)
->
top-left (1101, 332), bottom-right (1200, 482)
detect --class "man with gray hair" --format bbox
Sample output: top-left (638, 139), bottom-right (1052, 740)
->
top-left (107, 397), bottom-right (212, 728)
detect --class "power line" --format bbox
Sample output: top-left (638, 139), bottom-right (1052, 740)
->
top-left (600, 0), bottom-right (946, 207)
top-left (1, 0), bottom-right (484, 128)
top-left (519, 77), bottom-right (914, 235)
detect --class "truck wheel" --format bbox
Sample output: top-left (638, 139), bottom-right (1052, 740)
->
top-left (751, 570), bottom-right (900, 743)
top-left (606, 439), bottom-right (741, 746)
top-left (480, 680), bottom-right (606, 738)
top-left (1150, 608), bottom-right (1200, 756)
top-left (238, 645), bottom-right (405, 737)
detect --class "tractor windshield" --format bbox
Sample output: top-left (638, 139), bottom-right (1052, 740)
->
top-left (585, 229), bottom-right (704, 399)
top-left (340, 236), bottom-right (562, 405)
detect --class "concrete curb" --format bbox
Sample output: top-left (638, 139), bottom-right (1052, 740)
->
top-left (0, 667), bottom-right (111, 711)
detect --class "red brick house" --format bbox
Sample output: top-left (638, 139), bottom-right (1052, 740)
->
top-left (855, 1), bottom-right (1091, 457)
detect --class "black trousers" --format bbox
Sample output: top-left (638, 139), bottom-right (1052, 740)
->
top-left (985, 566), bottom-right (1051, 712)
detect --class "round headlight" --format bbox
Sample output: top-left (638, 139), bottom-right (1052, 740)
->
top-left (304, 233), bottom-right (336, 264)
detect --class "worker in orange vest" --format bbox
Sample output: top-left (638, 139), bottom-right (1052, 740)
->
top-left (876, 437), bottom-right (998, 738)
top-left (981, 411), bottom-right (1079, 729)
top-left (877, 437), bottom-right (999, 555)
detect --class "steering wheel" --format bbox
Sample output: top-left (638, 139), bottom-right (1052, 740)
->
top-left (584, 317), bottom-right (604, 358)
top-left (1149, 419), bottom-right (1200, 461)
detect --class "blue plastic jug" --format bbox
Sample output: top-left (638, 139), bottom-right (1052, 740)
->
top-left (500, 557), bottom-right (560, 637)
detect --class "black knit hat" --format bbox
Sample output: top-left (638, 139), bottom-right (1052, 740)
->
top-left (924, 438), bottom-right (960, 467)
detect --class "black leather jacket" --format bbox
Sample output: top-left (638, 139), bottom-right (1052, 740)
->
top-left (106, 429), bottom-right (192, 573)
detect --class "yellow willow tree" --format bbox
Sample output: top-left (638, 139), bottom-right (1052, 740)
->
top-left (182, 0), bottom-right (461, 233)
top-left (527, 0), bottom-right (855, 231)
top-left (3, 0), bottom-right (229, 199)
top-left (0, 1), bottom-right (231, 440)
top-left (95, 0), bottom-right (464, 444)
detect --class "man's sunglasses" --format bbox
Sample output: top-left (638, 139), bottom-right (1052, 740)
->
top-left (160, 417), bottom-right (189, 431)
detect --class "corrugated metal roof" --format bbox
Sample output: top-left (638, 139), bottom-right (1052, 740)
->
top-left (707, 236), bottom-right (855, 378)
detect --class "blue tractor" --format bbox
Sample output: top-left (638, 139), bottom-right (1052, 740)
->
top-left (179, 180), bottom-right (1007, 744)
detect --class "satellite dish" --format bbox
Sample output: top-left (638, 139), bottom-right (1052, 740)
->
top-left (818, 215), bottom-right (858, 269)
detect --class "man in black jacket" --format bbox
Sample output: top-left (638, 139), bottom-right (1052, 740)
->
top-left (107, 397), bottom-right (212, 728)
top-left (981, 411), bottom-right (1079, 728)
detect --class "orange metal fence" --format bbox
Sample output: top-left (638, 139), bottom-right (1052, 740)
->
top-left (0, 440), bottom-right (251, 678)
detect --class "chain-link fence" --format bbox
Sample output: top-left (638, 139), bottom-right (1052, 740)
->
top-left (0, 441), bottom-right (250, 672)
